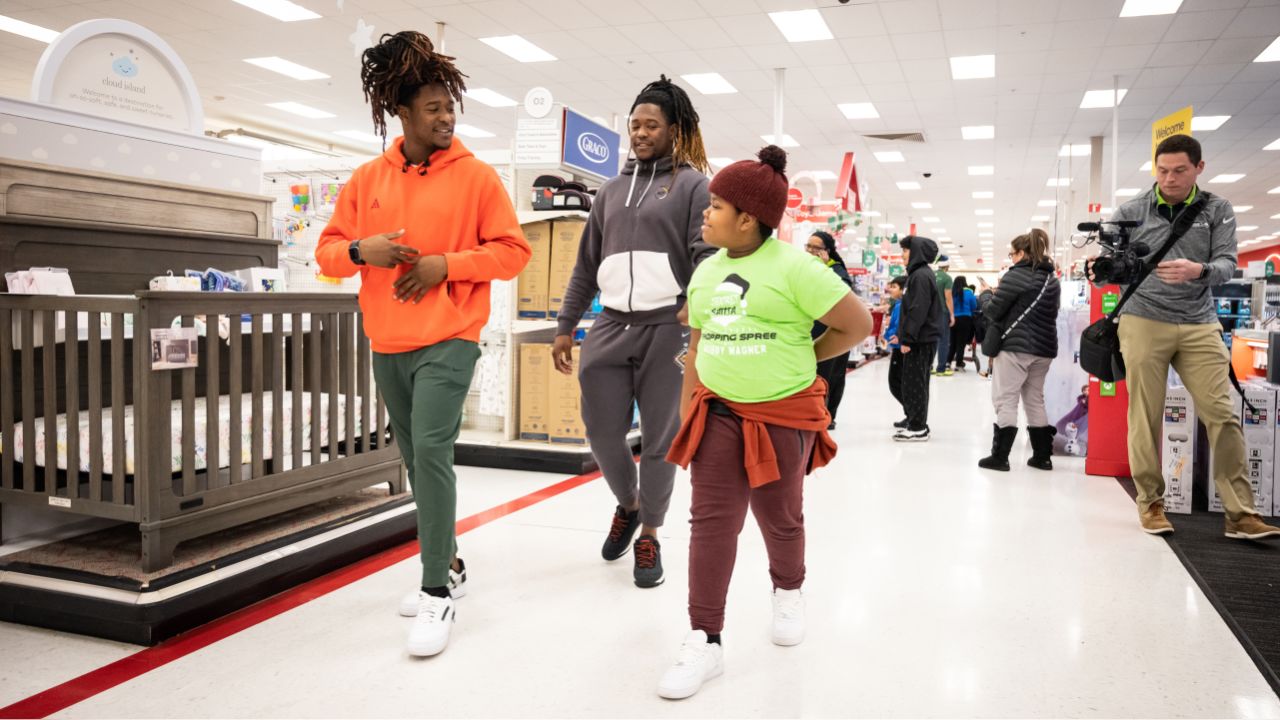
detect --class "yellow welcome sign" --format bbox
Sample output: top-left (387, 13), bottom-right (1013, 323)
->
top-left (1151, 106), bottom-right (1193, 176)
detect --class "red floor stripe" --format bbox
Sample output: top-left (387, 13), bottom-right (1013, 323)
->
top-left (0, 469), bottom-right (601, 719)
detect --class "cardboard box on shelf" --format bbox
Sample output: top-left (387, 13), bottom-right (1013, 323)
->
top-left (548, 344), bottom-right (586, 444)
top-left (1161, 386), bottom-right (1196, 514)
top-left (1210, 384), bottom-right (1276, 516)
top-left (518, 343), bottom-right (551, 441)
top-left (518, 221), bottom-right (552, 319)
top-left (548, 219), bottom-right (586, 319)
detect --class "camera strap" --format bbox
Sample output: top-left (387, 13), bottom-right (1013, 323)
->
top-left (1105, 192), bottom-right (1210, 323)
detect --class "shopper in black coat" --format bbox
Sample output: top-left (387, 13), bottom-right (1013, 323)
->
top-left (893, 235), bottom-right (944, 442)
top-left (979, 229), bottom-right (1061, 471)
top-left (807, 231), bottom-right (854, 428)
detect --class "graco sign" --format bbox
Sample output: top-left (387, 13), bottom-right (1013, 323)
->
top-left (562, 108), bottom-right (619, 180)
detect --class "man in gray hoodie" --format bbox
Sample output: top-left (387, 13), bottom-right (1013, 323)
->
top-left (1097, 134), bottom-right (1279, 540)
top-left (553, 77), bottom-right (713, 587)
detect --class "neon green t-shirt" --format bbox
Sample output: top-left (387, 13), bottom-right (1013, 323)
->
top-left (687, 238), bottom-right (851, 403)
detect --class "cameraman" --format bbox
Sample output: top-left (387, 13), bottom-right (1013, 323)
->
top-left (1092, 134), bottom-right (1279, 540)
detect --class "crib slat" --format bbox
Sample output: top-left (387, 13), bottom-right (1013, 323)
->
top-left (87, 313), bottom-right (102, 499)
top-left (309, 314), bottom-right (321, 466)
top-left (181, 316), bottom-right (196, 496)
top-left (358, 314), bottom-right (370, 455)
top-left (206, 314), bottom-right (221, 489)
top-left (110, 314), bottom-right (125, 504)
top-left (250, 314), bottom-right (264, 479)
top-left (341, 312), bottom-right (355, 458)
top-left (42, 312), bottom-right (57, 496)
top-left (0, 308), bottom-right (12, 490)
top-left (332, 310), bottom-right (343, 456)
top-left (65, 310), bottom-right (80, 498)
top-left (291, 312), bottom-right (303, 471)
top-left (20, 311), bottom-right (34, 492)
top-left (228, 319), bottom-right (243, 484)
top-left (271, 313), bottom-right (285, 474)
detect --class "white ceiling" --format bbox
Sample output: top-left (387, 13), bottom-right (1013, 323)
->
top-left (2, 0), bottom-right (1280, 266)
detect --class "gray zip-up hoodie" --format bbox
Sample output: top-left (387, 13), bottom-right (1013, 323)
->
top-left (1108, 186), bottom-right (1236, 325)
top-left (556, 156), bottom-right (712, 335)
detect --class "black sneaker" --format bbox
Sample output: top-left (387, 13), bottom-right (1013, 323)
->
top-left (602, 506), bottom-right (640, 561)
top-left (893, 418), bottom-right (909, 429)
top-left (633, 535), bottom-right (664, 588)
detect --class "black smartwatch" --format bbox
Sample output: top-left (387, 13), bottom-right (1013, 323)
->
top-left (349, 239), bottom-right (366, 265)
top-left (1198, 263), bottom-right (1210, 280)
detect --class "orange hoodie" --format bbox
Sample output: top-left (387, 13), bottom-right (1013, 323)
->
top-left (316, 137), bottom-right (530, 353)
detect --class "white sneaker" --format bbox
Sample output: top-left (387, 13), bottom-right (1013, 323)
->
top-left (657, 630), bottom-right (724, 700)
top-left (398, 564), bottom-right (467, 617)
top-left (893, 427), bottom-right (930, 442)
top-left (771, 588), bottom-right (806, 646)
top-left (407, 594), bottom-right (454, 657)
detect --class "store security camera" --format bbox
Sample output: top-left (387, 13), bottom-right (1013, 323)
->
top-left (922, 172), bottom-right (932, 178)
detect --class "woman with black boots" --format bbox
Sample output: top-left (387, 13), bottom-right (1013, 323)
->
top-left (979, 229), bottom-right (1060, 471)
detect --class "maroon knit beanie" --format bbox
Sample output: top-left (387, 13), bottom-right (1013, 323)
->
top-left (708, 145), bottom-right (789, 229)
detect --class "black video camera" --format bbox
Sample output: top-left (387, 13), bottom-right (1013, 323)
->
top-left (1080, 219), bottom-right (1145, 284)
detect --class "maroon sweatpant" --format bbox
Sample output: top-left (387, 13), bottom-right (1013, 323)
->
top-left (688, 411), bottom-right (815, 635)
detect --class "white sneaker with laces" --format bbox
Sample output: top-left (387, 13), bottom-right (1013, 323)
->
top-left (399, 565), bottom-right (467, 617)
top-left (657, 630), bottom-right (724, 700)
top-left (407, 594), bottom-right (454, 657)
top-left (893, 427), bottom-right (930, 442)
top-left (771, 588), bottom-right (806, 646)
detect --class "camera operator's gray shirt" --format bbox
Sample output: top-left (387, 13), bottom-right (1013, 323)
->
top-left (1108, 186), bottom-right (1237, 325)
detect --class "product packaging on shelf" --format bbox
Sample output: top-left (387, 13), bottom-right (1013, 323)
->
top-left (548, 219), bottom-right (586, 318)
top-left (1161, 386), bottom-right (1197, 514)
top-left (518, 221), bottom-right (552, 318)
top-left (1209, 384), bottom-right (1276, 515)
top-left (518, 343), bottom-right (551, 441)
top-left (548, 344), bottom-right (587, 444)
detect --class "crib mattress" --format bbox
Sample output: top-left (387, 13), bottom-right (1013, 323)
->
top-left (1, 392), bottom-right (370, 476)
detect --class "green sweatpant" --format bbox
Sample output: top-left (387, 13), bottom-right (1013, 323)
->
top-left (372, 339), bottom-right (480, 588)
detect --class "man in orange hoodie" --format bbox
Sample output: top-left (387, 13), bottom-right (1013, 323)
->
top-left (315, 31), bottom-right (530, 658)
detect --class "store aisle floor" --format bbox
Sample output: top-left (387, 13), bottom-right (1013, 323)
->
top-left (3, 362), bottom-right (1279, 718)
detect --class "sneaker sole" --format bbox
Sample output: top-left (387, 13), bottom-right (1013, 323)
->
top-left (1142, 525), bottom-right (1175, 536)
top-left (893, 435), bottom-right (929, 442)
top-left (635, 575), bottom-right (665, 589)
top-left (407, 635), bottom-right (450, 657)
top-left (657, 664), bottom-right (723, 700)
top-left (1225, 530), bottom-right (1280, 540)
top-left (772, 632), bottom-right (804, 647)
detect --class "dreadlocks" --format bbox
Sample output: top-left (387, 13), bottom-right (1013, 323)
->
top-left (360, 31), bottom-right (468, 139)
top-left (630, 75), bottom-right (709, 174)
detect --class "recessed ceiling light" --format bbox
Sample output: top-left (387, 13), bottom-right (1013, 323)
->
top-left (1031, 215), bottom-right (1051, 222)
top-left (1116, 187), bottom-right (1142, 197)
top-left (464, 88), bottom-right (518, 107)
top-left (875, 151), bottom-right (905, 163)
top-left (978, 222), bottom-right (994, 228)
top-left (838, 102), bottom-right (879, 119)
top-left (912, 202), bottom-right (932, 209)
top-left (923, 216), bottom-right (941, 223)
top-left (1101, 207), bottom-right (1114, 214)
top-left (709, 157), bottom-right (734, 168)
top-left (1255, 37), bottom-right (1280, 63)
top-left (879, 223), bottom-right (896, 229)
top-left (454, 124), bottom-right (495, 139)
top-left (1038, 200), bottom-right (1058, 207)
top-left (1047, 178), bottom-right (1071, 187)
top-left (244, 56), bottom-right (329, 80)
top-left (808, 170), bottom-right (838, 180)
top-left (1234, 206), bottom-right (1253, 212)
top-left (932, 228), bottom-right (947, 234)
top-left (266, 101), bottom-right (334, 119)
top-left (480, 35), bottom-right (557, 63)
top-left (961, 125), bottom-right (995, 140)
top-left (768, 9), bottom-right (833, 42)
top-left (1270, 187), bottom-right (1280, 194)
top-left (897, 181), bottom-right (921, 190)
top-left (1209, 173), bottom-right (1245, 184)
top-left (333, 130), bottom-right (381, 144)
top-left (979, 233), bottom-right (994, 238)
top-left (862, 210), bottom-right (882, 217)
top-left (761, 134), bottom-right (799, 147)
top-left (968, 165), bottom-right (994, 175)
top-left (1059, 144), bottom-right (1092, 157)
top-left (1140, 160), bottom-right (1153, 171)
top-left (1240, 225), bottom-right (1260, 231)
top-left (1119, 0), bottom-right (1183, 17)
top-left (976, 209), bottom-right (994, 216)
top-left (1080, 89), bottom-right (1128, 109)
top-left (231, 0), bottom-right (320, 22)
top-left (681, 73), bottom-right (738, 95)
top-left (1191, 115), bottom-right (1231, 131)
top-left (0, 14), bottom-right (59, 42)
top-left (950, 54), bottom-right (995, 80)
top-left (972, 191), bottom-right (994, 199)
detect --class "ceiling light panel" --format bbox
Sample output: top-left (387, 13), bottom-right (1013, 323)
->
top-left (961, 125), bottom-right (995, 140)
top-left (1255, 37), bottom-right (1280, 63)
top-left (1059, 144), bottom-right (1091, 157)
top-left (1119, 0), bottom-right (1183, 17)
top-left (950, 55), bottom-right (995, 80)
top-left (912, 202), bottom-right (932, 209)
top-left (1209, 173), bottom-right (1245, 184)
top-left (244, 56), bottom-right (328, 80)
top-left (1191, 115), bottom-right (1230, 131)
top-left (1080, 89), bottom-right (1128, 108)
top-left (480, 35), bottom-right (557, 63)
top-left (1116, 188), bottom-right (1141, 196)
top-left (976, 209), bottom-right (994, 216)
top-left (231, 0), bottom-right (320, 22)
top-left (1038, 200), bottom-right (1058, 207)
top-left (266, 101), bottom-right (334, 119)
top-left (838, 102), bottom-right (879, 119)
top-left (875, 151), bottom-right (905, 163)
top-left (0, 14), bottom-right (59, 42)
top-left (464, 88), bottom-right (518, 107)
top-left (968, 166), bottom-right (994, 175)
top-left (972, 191), bottom-right (994, 199)
top-left (681, 73), bottom-right (738, 95)
top-left (1047, 178), bottom-right (1071, 187)
top-left (768, 9), bottom-right (834, 42)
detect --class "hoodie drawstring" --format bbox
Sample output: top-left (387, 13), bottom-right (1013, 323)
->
top-left (625, 162), bottom-right (657, 208)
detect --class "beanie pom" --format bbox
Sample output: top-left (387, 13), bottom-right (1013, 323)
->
top-left (757, 145), bottom-right (787, 175)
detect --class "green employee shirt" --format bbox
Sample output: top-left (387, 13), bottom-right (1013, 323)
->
top-left (936, 269), bottom-right (953, 306)
top-left (687, 238), bottom-right (851, 403)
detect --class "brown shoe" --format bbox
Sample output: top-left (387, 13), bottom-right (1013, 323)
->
top-left (1225, 514), bottom-right (1280, 541)
top-left (1139, 501), bottom-right (1174, 535)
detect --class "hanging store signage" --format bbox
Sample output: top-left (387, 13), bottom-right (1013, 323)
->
top-left (516, 108), bottom-right (563, 166)
top-left (1150, 106), bottom-right (1192, 177)
top-left (561, 108), bottom-right (619, 180)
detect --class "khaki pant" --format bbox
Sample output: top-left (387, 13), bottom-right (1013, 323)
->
top-left (991, 351), bottom-right (1052, 427)
top-left (1117, 314), bottom-right (1258, 521)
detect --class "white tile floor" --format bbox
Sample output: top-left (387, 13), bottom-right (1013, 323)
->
top-left (3, 359), bottom-right (1279, 718)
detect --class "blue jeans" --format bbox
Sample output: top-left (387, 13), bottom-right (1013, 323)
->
top-left (934, 314), bottom-right (950, 371)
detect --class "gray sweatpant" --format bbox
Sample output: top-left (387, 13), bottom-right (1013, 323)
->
top-left (579, 318), bottom-right (685, 528)
top-left (991, 351), bottom-right (1052, 428)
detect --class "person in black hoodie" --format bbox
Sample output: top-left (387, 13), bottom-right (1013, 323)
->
top-left (979, 228), bottom-right (1061, 471)
top-left (806, 231), bottom-right (854, 429)
top-left (894, 235), bottom-right (944, 442)
top-left (553, 76), bottom-right (712, 588)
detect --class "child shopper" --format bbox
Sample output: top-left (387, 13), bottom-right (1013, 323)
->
top-left (884, 275), bottom-right (907, 428)
top-left (657, 146), bottom-right (873, 700)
